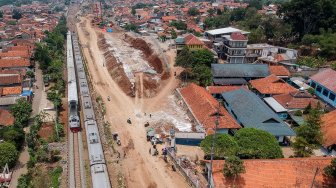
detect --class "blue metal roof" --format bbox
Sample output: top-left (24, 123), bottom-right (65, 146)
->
top-left (211, 64), bottom-right (270, 78)
top-left (21, 90), bottom-right (33, 96)
top-left (221, 89), bottom-right (295, 136)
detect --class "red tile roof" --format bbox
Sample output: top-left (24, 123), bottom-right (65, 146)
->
top-left (273, 90), bottom-right (320, 110)
top-left (162, 16), bottom-right (177, 22)
top-left (249, 74), bottom-right (297, 95)
top-left (0, 58), bottom-right (30, 68)
top-left (321, 110), bottom-right (336, 147)
top-left (269, 65), bottom-right (290, 77)
top-left (0, 86), bottom-right (22, 95)
top-left (230, 32), bottom-right (247, 40)
top-left (206, 86), bottom-right (245, 95)
top-left (0, 109), bottom-right (14, 126)
top-left (311, 68), bottom-right (336, 93)
top-left (178, 83), bottom-right (240, 133)
top-left (184, 34), bottom-right (204, 45)
top-left (0, 74), bottom-right (21, 85)
top-left (211, 157), bottom-right (336, 188)
top-left (0, 51), bottom-right (30, 58)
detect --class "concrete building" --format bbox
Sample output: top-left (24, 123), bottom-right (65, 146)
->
top-left (309, 68), bottom-right (336, 107)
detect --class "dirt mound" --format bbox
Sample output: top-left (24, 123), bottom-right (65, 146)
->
top-left (97, 34), bottom-right (134, 96)
top-left (38, 123), bottom-right (54, 140)
top-left (124, 34), bottom-right (169, 79)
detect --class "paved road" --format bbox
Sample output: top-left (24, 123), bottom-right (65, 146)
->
top-left (9, 65), bottom-right (43, 188)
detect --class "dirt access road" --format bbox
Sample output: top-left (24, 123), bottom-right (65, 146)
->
top-left (76, 17), bottom-right (188, 188)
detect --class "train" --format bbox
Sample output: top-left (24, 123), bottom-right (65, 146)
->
top-left (67, 32), bottom-right (80, 133)
top-left (67, 31), bottom-right (111, 188)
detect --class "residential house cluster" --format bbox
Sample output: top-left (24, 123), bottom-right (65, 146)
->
top-left (0, 3), bottom-right (61, 127)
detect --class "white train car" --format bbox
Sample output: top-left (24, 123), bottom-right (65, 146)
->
top-left (67, 31), bottom-right (80, 132)
top-left (71, 33), bottom-right (111, 188)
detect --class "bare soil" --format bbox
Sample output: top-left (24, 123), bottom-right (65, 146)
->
top-left (76, 15), bottom-right (189, 188)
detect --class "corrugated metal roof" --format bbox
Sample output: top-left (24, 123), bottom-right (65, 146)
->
top-left (310, 68), bottom-right (336, 92)
top-left (205, 27), bottom-right (249, 36)
top-left (211, 64), bottom-right (270, 78)
top-left (263, 97), bottom-right (287, 112)
top-left (213, 78), bottom-right (247, 85)
top-left (222, 89), bottom-right (295, 136)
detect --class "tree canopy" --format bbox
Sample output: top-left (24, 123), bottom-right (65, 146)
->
top-left (279, 0), bottom-right (336, 37)
top-left (10, 98), bottom-right (32, 128)
top-left (200, 134), bottom-right (238, 159)
top-left (234, 128), bottom-right (283, 159)
top-left (175, 47), bottom-right (215, 86)
top-left (324, 158), bottom-right (336, 178)
top-left (188, 7), bottom-right (200, 16)
top-left (223, 156), bottom-right (246, 178)
top-left (292, 108), bottom-right (323, 157)
top-left (12, 9), bottom-right (22, 20)
top-left (169, 20), bottom-right (187, 30)
top-left (0, 142), bottom-right (19, 168)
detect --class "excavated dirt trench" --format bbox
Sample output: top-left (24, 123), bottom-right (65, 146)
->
top-left (97, 33), bottom-right (170, 98)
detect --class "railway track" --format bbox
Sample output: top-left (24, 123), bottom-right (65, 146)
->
top-left (68, 131), bottom-right (86, 188)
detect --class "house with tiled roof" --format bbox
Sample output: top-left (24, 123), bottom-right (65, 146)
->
top-left (269, 65), bottom-right (290, 79)
top-left (161, 15), bottom-right (177, 23)
top-left (0, 58), bottom-right (31, 70)
top-left (206, 85), bottom-right (246, 98)
top-left (273, 90), bottom-right (320, 110)
top-left (175, 34), bottom-right (205, 52)
top-left (221, 89), bottom-right (295, 142)
top-left (205, 157), bottom-right (336, 188)
top-left (0, 74), bottom-right (22, 86)
top-left (309, 68), bottom-right (336, 107)
top-left (0, 86), bottom-right (22, 96)
top-left (211, 64), bottom-right (270, 85)
top-left (177, 83), bottom-right (240, 135)
top-left (321, 110), bottom-right (336, 154)
top-left (249, 74), bottom-right (297, 97)
top-left (0, 109), bottom-right (14, 127)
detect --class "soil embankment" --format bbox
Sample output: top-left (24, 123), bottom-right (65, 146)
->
top-left (124, 34), bottom-right (170, 80)
top-left (97, 33), bottom-right (134, 96)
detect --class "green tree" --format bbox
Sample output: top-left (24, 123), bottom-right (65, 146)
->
top-left (12, 9), bottom-right (22, 20)
top-left (192, 64), bottom-right (213, 87)
top-left (2, 127), bottom-right (25, 149)
top-left (296, 56), bottom-right (327, 68)
top-left (0, 11), bottom-right (3, 18)
top-left (247, 0), bottom-right (263, 10)
top-left (171, 29), bottom-right (177, 39)
top-left (248, 27), bottom-right (266, 44)
top-left (200, 134), bottom-right (238, 159)
top-left (279, 0), bottom-right (336, 37)
top-left (207, 8), bottom-right (215, 17)
top-left (234, 128), bottom-right (283, 159)
top-left (47, 90), bottom-right (62, 109)
top-left (131, 8), bottom-right (136, 15)
top-left (169, 20), bottom-right (187, 30)
top-left (292, 108), bottom-right (323, 157)
top-left (17, 174), bottom-right (32, 188)
top-left (188, 7), bottom-right (200, 16)
top-left (230, 8), bottom-right (246, 22)
top-left (176, 47), bottom-right (193, 67)
top-left (10, 98), bottom-right (32, 128)
top-left (223, 156), bottom-right (245, 186)
top-left (324, 158), bottom-right (336, 178)
top-left (34, 43), bottom-right (52, 71)
top-left (192, 49), bottom-right (215, 67)
top-left (292, 136), bottom-right (314, 157)
top-left (0, 142), bottom-right (19, 168)
top-left (26, 70), bottom-right (35, 79)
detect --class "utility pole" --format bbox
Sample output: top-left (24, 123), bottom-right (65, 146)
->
top-left (208, 102), bottom-right (224, 188)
